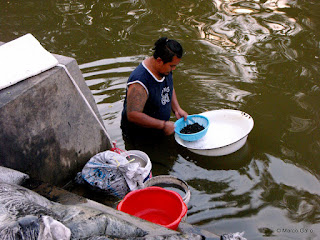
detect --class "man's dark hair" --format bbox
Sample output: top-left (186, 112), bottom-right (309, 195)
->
top-left (153, 37), bottom-right (183, 63)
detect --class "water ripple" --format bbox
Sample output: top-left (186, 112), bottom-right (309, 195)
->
top-left (288, 116), bottom-right (314, 133)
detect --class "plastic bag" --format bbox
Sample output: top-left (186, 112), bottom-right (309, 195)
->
top-left (0, 166), bottom-right (29, 185)
top-left (81, 150), bottom-right (151, 198)
top-left (220, 232), bottom-right (247, 240)
top-left (81, 151), bottom-right (129, 198)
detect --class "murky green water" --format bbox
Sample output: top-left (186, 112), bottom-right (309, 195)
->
top-left (1, 0), bottom-right (320, 239)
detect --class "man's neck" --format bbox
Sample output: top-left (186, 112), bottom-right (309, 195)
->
top-left (144, 57), bottom-right (163, 80)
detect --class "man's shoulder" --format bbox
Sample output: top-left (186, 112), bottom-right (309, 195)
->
top-left (132, 63), bottom-right (146, 74)
top-left (129, 63), bottom-right (150, 81)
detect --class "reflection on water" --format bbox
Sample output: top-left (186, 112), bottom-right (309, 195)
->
top-left (171, 152), bottom-right (320, 238)
top-left (177, 142), bottom-right (253, 171)
top-left (1, 0), bottom-right (320, 239)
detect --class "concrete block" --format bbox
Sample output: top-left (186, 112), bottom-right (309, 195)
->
top-left (0, 50), bottom-right (112, 186)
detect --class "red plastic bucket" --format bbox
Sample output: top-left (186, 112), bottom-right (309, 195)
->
top-left (117, 186), bottom-right (187, 230)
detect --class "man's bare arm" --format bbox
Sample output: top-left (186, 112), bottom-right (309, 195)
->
top-left (126, 83), bottom-right (165, 130)
top-left (127, 83), bottom-right (147, 113)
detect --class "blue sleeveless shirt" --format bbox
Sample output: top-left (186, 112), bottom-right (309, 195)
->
top-left (121, 61), bottom-right (173, 134)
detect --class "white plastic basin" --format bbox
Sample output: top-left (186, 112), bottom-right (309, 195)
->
top-left (175, 109), bottom-right (254, 156)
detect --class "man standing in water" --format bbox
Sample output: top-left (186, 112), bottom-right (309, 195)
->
top-left (121, 37), bottom-right (188, 140)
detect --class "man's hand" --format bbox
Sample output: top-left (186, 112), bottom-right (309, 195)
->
top-left (175, 108), bottom-right (188, 120)
top-left (163, 121), bottom-right (175, 135)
